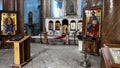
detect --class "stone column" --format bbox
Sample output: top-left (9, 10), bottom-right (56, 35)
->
top-left (17, 0), bottom-right (24, 35)
top-left (46, 0), bottom-right (50, 17)
top-left (41, 0), bottom-right (46, 32)
top-left (3, 0), bottom-right (14, 11)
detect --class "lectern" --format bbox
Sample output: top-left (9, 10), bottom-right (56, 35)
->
top-left (6, 35), bottom-right (31, 68)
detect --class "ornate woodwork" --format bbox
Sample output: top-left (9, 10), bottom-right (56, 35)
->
top-left (102, 0), bottom-right (120, 45)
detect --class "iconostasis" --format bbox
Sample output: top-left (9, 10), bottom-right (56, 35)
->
top-left (45, 18), bottom-right (82, 36)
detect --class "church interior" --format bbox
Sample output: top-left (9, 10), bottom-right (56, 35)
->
top-left (0, 0), bottom-right (120, 68)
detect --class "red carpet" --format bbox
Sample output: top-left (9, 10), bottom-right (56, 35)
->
top-left (54, 35), bottom-right (66, 39)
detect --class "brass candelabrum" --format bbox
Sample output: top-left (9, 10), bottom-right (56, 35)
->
top-left (80, 35), bottom-right (91, 67)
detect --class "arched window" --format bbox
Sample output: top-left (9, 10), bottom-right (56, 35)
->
top-left (28, 11), bottom-right (33, 24)
top-left (62, 19), bottom-right (68, 34)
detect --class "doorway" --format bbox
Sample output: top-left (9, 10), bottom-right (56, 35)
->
top-left (62, 19), bottom-right (68, 34)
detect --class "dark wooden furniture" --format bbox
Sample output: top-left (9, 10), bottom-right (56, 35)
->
top-left (1, 36), bottom-right (14, 48)
top-left (1, 37), bottom-right (7, 47)
top-left (82, 37), bottom-right (100, 55)
top-left (82, 6), bottom-right (102, 56)
top-left (101, 44), bottom-right (120, 68)
top-left (6, 35), bottom-right (31, 67)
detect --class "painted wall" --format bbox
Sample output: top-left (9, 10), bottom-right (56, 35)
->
top-left (24, 0), bottom-right (41, 24)
top-left (51, 0), bottom-right (65, 18)
top-left (78, 0), bottom-right (84, 17)
top-left (0, 0), bottom-right (2, 10)
top-left (24, 0), bottom-right (41, 35)
top-left (50, 0), bottom-right (84, 18)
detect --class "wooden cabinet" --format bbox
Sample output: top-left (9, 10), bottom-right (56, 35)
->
top-left (101, 44), bottom-right (120, 68)
top-left (6, 35), bottom-right (31, 67)
top-left (82, 6), bottom-right (102, 56)
top-left (82, 38), bottom-right (100, 55)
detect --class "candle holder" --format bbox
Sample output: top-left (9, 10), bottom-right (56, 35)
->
top-left (80, 35), bottom-right (91, 67)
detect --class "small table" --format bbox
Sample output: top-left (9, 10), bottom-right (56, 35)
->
top-left (82, 38), bottom-right (100, 55)
top-left (6, 35), bottom-right (31, 68)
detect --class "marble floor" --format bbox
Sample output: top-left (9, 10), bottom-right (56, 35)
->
top-left (0, 43), bottom-right (101, 68)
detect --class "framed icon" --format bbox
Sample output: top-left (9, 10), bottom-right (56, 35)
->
top-left (66, 0), bottom-right (78, 15)
top-left (1, 11), bottom-right (17, 35)
top-left (84, 7), bottom-right (102, 38)
top-left (55, 20), bottom-right (60, 30)
top-left (48, 20), bottom-right (53, 30)
top-left (70, 20), bottom-right (76, 31)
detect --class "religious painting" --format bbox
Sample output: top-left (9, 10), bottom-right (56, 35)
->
top-left (48, 20), bottom-right (53, 30)
top-left (50, 0), bottom-right (64, 18)
top-left (70, 20), bottom-right (76, 31)
top-left (84, 7), bottom-right (102, 38)
top-left (78, 20), bottom-right (82, 32)
top-left (55, 20), bottom-right (60, 30)
top-left (66, 0), bottom-right (78, 15)
top-left (1, 11), bottom-right (17, 35)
